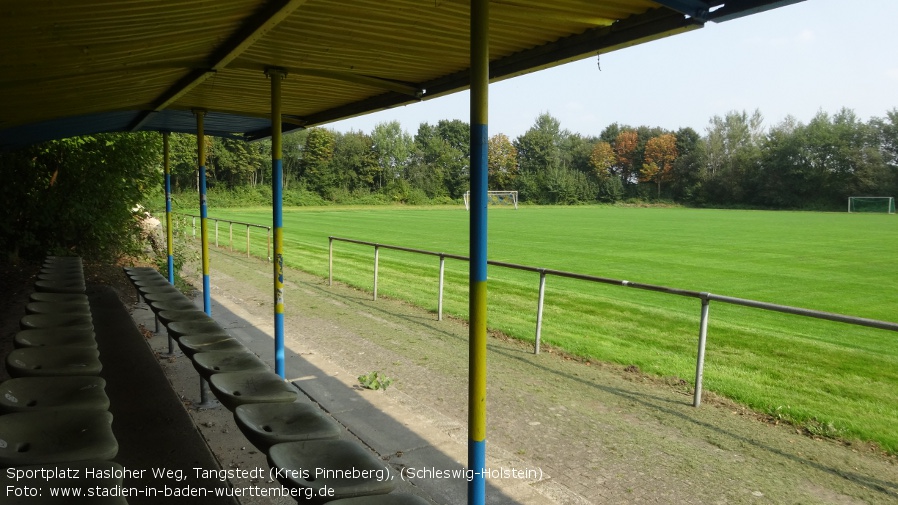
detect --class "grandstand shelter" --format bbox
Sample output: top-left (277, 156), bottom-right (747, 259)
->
top-left (0, 2), bottom-right (802, 504)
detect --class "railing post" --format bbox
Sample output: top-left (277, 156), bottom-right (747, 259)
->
top-left (246, 225), bottom-right (250, 258)
top-left (328, 237), bottom-right (334, 286)
top-left (694, 295), bottom-right (711, 407)
top-left (373, 245), bottom-right (380, 301)
top-left (214, 219), bottom-right (219, 248)
top-left (192, 216), bottom-right (196, 237)
top-left (535, 270), bottom-right (547, 354)
top-left (229, 222), bottom-right (233, 250)
top-left (438, 254), bottom-right (445, 321)
top-left (267, 227), bottom-right (272, 263)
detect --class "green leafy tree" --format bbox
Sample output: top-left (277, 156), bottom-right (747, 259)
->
top-left (300, 128), bottom-right (337, 194)
top-left (0, 133), bottom-right (161, 259)
top-left (371, 121), bottom-right (413, 189)
top-left (487, 133), bottom-right (518, 190)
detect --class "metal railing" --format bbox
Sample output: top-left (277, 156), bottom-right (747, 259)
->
top-left (328, 236), bottom-right (898, 408)
top-left (177, 213), bottom-right (272, 262)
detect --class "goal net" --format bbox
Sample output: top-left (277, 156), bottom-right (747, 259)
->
top-left (847, 197), bottom-right (896, 214)
top-left (463, 191), bottom-right (518, 210)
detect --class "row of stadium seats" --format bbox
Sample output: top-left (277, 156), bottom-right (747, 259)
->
top-left (127, 267), bottom-right (428, 504)
top-left (0, 256), bottom-right (128, 504)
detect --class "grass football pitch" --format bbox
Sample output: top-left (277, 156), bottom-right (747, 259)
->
top-left (202, 205), bottom-right (898, 452)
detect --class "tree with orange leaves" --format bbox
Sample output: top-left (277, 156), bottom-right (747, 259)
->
top-left (642, 133), bottom-right (678, 198)
top-left (614, 130), bottom-right (639, 185)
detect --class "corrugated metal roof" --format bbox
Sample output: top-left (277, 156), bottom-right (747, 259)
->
top-left (0, 0), bottom-right (802, 147)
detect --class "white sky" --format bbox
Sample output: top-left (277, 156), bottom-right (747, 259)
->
top-left (327, 0), bottom-right (898, 140)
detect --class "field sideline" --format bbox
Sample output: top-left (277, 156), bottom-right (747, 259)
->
top-left (198, 205), bottom-right (898, 452)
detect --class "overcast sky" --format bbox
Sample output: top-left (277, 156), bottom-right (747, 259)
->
top-left (326, 0), bottom-right (898, 140)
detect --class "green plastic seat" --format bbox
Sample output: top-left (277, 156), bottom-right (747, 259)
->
top-left (234, 402), bottom-right (342, 450)
top-left (20, 313), bottom-right (93, 331)
top-left (267, 439), bottom-right (395, 501)
top-left (192, 350), bottom-right (269, 379)
top-left (167, 320), bottom-right (226, 340)
top-left (0, 460), bottom-right (127, 504)
top-left (179, 335), bottom-right (245, 357)
top-left (328, 495), bottom-right (432, 505)
top-left (14, 328), bottom-right (97, 349)
top-left (137, 284), bottom-right (180, 296)
top-left (0, 410), bottom-right (117, 466)
top-left (0, 376), bottom-right (109, 413)
top-left (125, 268), bottom-right (161, 276)
top-left (157, 308), bottom-right (213, 327)
top-left (37, 265), bottom-right (84, 278)
top-left (28, 292), bottom-right (89, 304)
top-left (25, 301), bottom-right (92, 316)
top-left (134, 279), bottom-right (173, 290)
top-left (209, 371), bottom-right (297, 411)
top-left (34, 279), bottom-right (86, 294)
top-left (149, 298), bottom-right (199, 314)
top-left (6, 348), bottom-right (102, 378)
top-left (143, 291), bottom-right (192, 305)
top-left (37, 272), bottom-right (84, 282)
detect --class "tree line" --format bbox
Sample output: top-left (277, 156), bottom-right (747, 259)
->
top-left (163, 107), bottom-right (898, 210)
top-left (2, 106), bottom-right (896, 259)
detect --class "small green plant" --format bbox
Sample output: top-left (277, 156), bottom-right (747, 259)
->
top-left (358, 371), bottom-right (394, 391)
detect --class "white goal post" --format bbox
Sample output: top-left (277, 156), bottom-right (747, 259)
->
top-left (463, 190), bottom-right (518, 210)
top-left (847, 197), bottom-right (896, 214)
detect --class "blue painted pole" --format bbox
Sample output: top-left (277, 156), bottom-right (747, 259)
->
top-left (469, 1), bottom-right (489, 504)
top-left (267, 68), bottom-right (287, 378)
top-left (195, 110), bottom-right (211, 316)
top-left (163, 132), bottom-right (174, 285)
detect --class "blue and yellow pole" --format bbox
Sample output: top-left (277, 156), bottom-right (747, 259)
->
top-left (163, 132), bottom-right (174, 285)
top-left (469, 1), bottom-right (489, 504)
top-left (195, 109), bottom-right (211, 316)
top-left (267, 68), bottom-right (287, 378)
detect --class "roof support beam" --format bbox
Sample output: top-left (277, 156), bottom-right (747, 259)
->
top-left (130, 0), bottom-right (309, 132)
top-left (650, 0), bottom-right (711, 21)
top-left (710, 0), bottom-right (805, 22)
top-left (245, 8), bottom-right (700, 140)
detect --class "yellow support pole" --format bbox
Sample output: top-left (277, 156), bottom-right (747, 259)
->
top-left (163, 132), bottom-right (174, 285)
top-left (468, 0), bottom-right (489, 504)
top-left (195, 109), bottom-right (211, 315)
top-left (267, 68), bottom-right (287, 378)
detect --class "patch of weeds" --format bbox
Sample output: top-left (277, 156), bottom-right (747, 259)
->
top-left (358, 371), bottom-right (394, 391)
top-left (804, 418), bottom-right (843, 439)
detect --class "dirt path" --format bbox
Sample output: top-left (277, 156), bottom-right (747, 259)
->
top-left (190, 247), bottom-right (897, 504)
